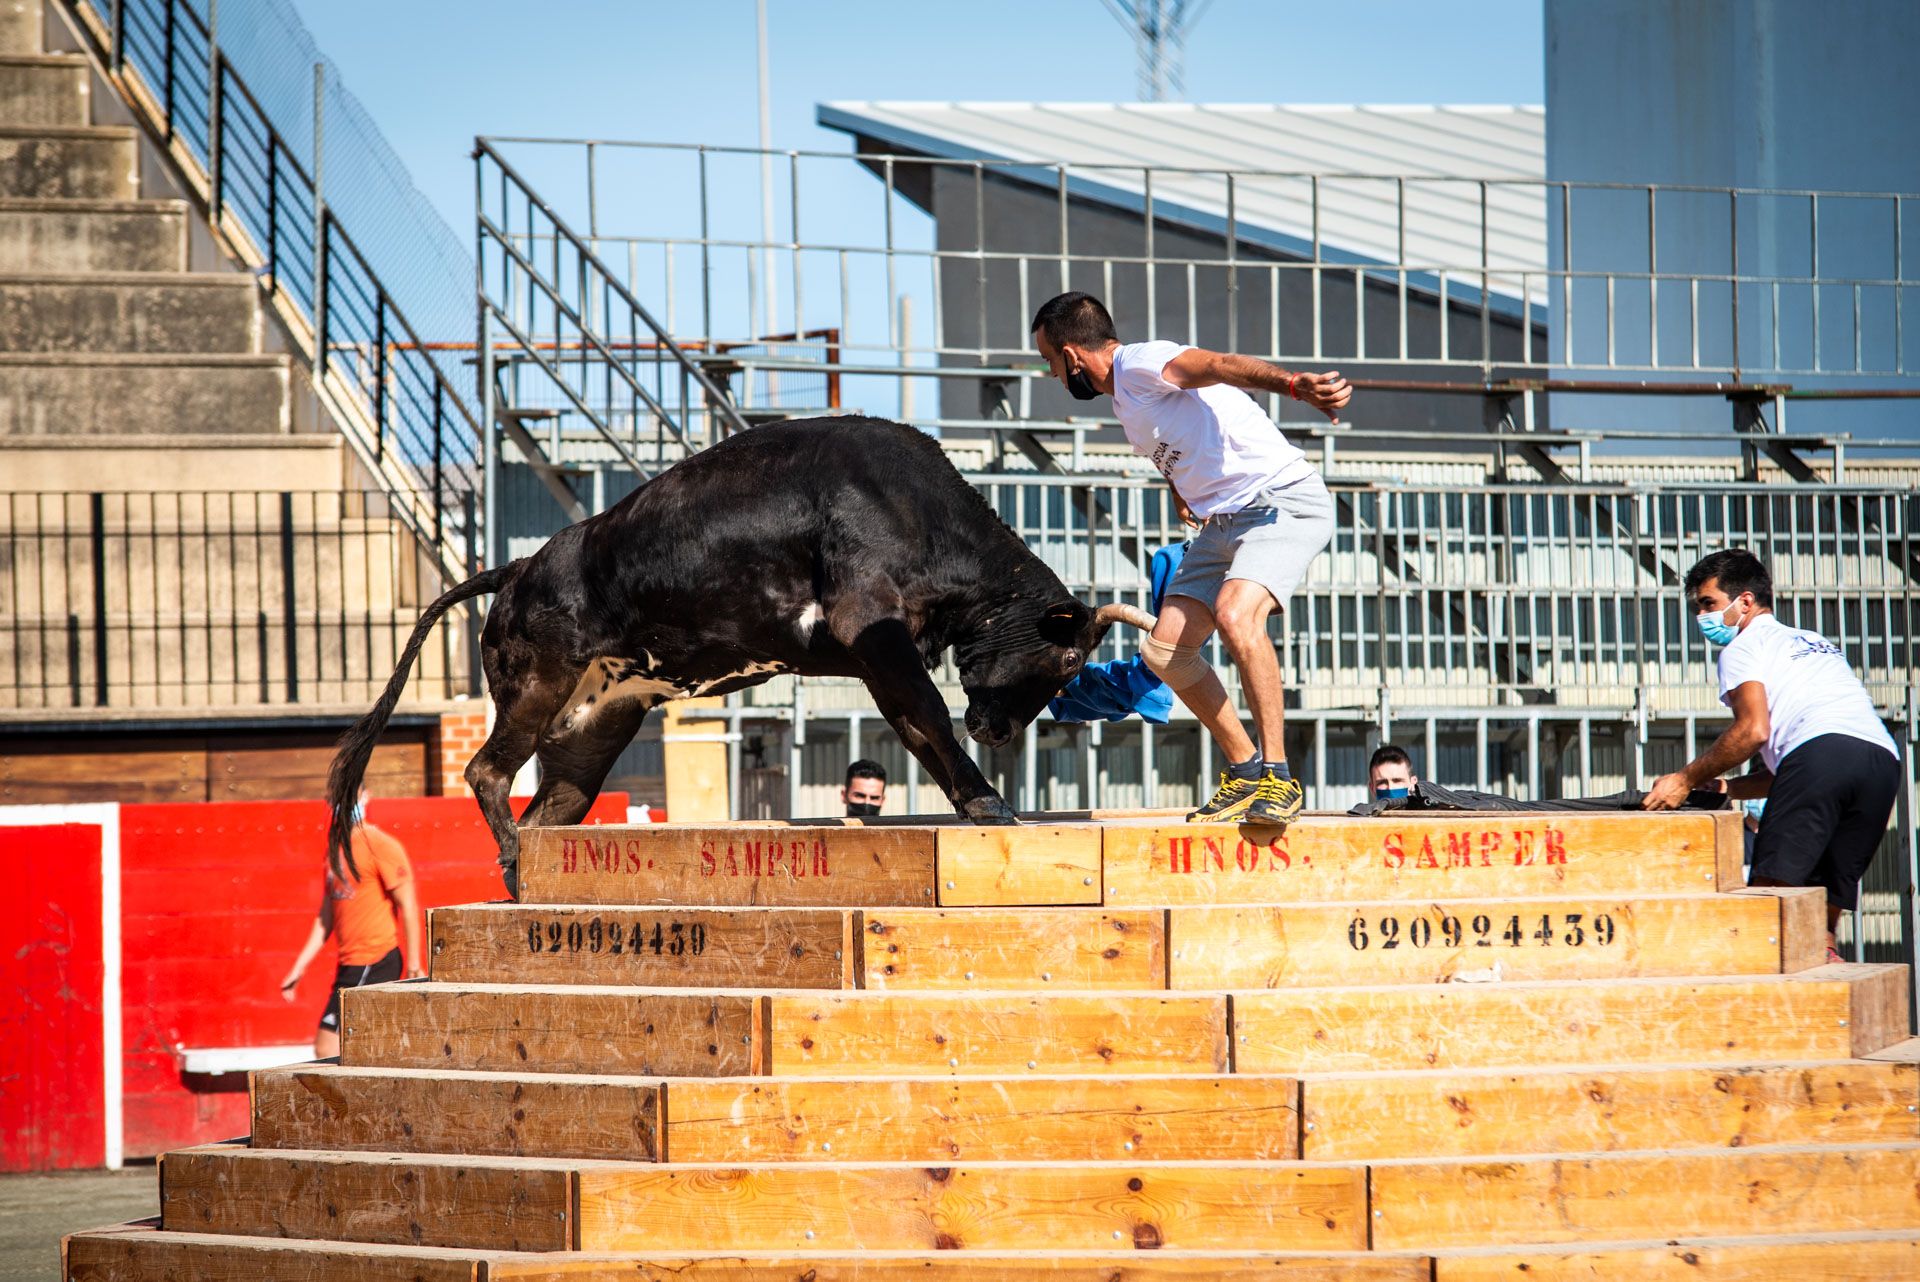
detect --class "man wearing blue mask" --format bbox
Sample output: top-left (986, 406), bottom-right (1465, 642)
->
top-left (1369, 744), bottom-right (1419, 802)
top-left (1644, 549), bottom-right (1901, 961)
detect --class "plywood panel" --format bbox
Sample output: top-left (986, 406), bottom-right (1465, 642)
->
top-left (518, 825), bottom-right (937, 907)
top-left (1371, 1144), bottom-right (1920, 1249)
top-left (862, 908), bottom-right (1163, 990)
top-left (251, 1065), bottom-right (663, 1161)
top-left (767, 993), bottom-right (1227, 1076)
top-left (159, 1145), bottom-right (573, 1251)
top-left (483, 1253), bottom-right (1431, 1281)
top-left (63, 1227), bottom-right (484, 1282)
top-left (1234, 974), bottom-right (1870, 1073)
top-left (934, 825), bottom-right (1101, 905)
top-left (1434, 1234), bottom-right (1920, 1282)
top-left (1100, 813), bottom-right (1723, 906)
top-left (1170, 893), bottom-right (1791, 989)
top-left (665, 1075), bottom-right (1298, 1162)
top-left (430, 905), bottom-right (853, 988)
top-left (1300, 1060), bottom-right (1920, 1159)
top-left (573, 1162), bottom-right (1367, 1251)
top-left (339, 983), bottom-right (761, 1076)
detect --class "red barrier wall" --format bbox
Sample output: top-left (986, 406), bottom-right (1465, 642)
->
top-left (1, 824), bottom-right (106, 1171)
top-left (115, 793), bottom-right (628, 1157)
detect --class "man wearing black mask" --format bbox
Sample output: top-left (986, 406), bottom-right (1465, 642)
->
top-left (1032, 291), bottom-right (1350, 826)
top-left (842, 759), bottom-right (887, 817)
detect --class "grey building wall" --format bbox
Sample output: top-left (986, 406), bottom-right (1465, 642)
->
top-left (876, 158), bottom-right (1546, 442)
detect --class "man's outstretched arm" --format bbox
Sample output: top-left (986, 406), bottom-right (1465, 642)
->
top-left (1160, 348), bottom-right (1353, 422)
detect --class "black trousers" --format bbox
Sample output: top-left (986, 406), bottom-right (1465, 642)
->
top-left (1751, 733), bottom-right (1901, 912)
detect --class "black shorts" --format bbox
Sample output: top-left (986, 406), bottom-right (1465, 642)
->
top-left (1750, 733), bottom-right (1901, 912)
top-left (318, 947), bottom-right (403, 1032)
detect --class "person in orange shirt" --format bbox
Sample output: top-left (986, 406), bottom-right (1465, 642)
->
top-left (279, 787), bottom-right (424, 1057)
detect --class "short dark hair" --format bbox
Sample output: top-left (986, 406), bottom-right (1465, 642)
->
top-left (1684, 549), bottom-right (1773, 608)
top-left (1369, 744), bottom-right (1413, 772)
top-left (845, 758), bottom-right (887, 787)
top-left (1031, 292), bottom-right (1118, 349)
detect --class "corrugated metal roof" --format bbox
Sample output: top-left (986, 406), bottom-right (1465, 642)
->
top-left (818, 102), bottom-right (1546, 303)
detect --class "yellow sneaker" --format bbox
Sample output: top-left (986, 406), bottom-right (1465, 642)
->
top-left (1244, 769), bottom-right (1304, 825)
top-left (1187, 770), bottom-right (1260, 823)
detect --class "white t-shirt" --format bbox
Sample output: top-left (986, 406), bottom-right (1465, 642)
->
top-left (1108, 340), bottom-right (1313, 518)
top-left (1716, 612), bottom-right (1897, 772)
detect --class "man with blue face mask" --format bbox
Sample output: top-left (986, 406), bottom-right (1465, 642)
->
top-left (1369, 744), bottom-right (1419, 801)
top-left (1644, 549), bottom-right (1901, 961)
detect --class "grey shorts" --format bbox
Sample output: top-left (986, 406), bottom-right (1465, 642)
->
top-left (1165, 472), bottom-right (1335, 611)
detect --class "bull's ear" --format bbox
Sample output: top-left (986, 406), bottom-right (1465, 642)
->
top-left (1037, 600), bottom-right (1090, 647)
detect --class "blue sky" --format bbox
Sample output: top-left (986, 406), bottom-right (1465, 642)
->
top-left (287, 1), bottom-right (1544, 242)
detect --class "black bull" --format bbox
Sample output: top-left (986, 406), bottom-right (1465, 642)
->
top-left (325, 418), bottom-right (1155, 891)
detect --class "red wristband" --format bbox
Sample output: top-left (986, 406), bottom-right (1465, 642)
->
top-left (1287, 374), bottom-right (1300, 401)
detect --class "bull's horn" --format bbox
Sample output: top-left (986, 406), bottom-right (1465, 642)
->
top-left (1094, 602), bottom-right (1157, 631)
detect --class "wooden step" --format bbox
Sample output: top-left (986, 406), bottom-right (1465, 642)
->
top-left (764, 992), bottom-right (1227, 1076)
top-left (1370, 1142), bottom-right (1920, 1249)
top-left (861, 908), bottom-right (1165, 989)
top-left (428, 904), bottom-right (857, 988)
top-left (1298, 1058), bottom-right (1919, 1159)
top-left (664, 1074), bottom-right (1299, 1162)
top-left (159, 1145), bottom-right (576, 1251)
top-left (1234, 964), bottom-right (1911, 1073)
top-left (1101, 811), bottom-right (1740, 905)
top-left (64, 1226), bottom-right (1434, 1281)
top-left (63, 1225), bottom-right (489, 1282)
top-left (1170, 888), bottom-right (1824, 988)
top-left (339, 983), bottom-right (764, 1076)
top-left (1431, 1231), bottom-right (1920, 1281)
top-left (517, 823), bottom-right (1101, 908)
top-left (570, 1160), bottom-right (1369, 1252)
top-left (250, 1065), bottom-right (663, 1161)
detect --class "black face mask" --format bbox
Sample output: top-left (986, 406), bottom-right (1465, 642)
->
top-left (845, 801), bottom-right (881, 817)
top-left (1065, 364), bottom-right (1100, 401)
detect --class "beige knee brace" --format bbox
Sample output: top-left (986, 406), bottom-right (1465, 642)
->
top-left (1140, 635), bottom-right (1211, 691)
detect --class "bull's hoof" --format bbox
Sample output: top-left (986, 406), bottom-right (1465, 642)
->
top-left (962, 796), bottom-right (1020, 826)
top-left (499, 857), bottom-right (520, 902)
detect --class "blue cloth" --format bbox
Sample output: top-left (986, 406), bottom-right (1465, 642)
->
top-left (1048, 544), bottom-right (1187, 725)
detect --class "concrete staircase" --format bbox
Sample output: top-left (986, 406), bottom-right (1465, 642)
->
top-left (63, 808), bottom-right (1920, 1278)
top-left (0, 2), bottom-right (320, 483)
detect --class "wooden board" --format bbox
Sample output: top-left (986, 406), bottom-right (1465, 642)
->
top-left (1168, 892), bottom-right (1800, 989)
top-left (483, 1254), bottom-right (1431, 1281)
top-left (1099, 813), bottom-right (1724, 906)
top-left (340, 983), bottom-right (763, 1076)
top-left (664, 1075), bottom-right (1299, 1162)
top-left (159, 1145), bottom-right (574, 1252)
top-left (765, 993), bottom-right (1227, 1076)
top-left (1370, 1143), bottom-right (1920, 1249)
top-left (861, 908), bottom-right (1164, 990)
top-left (1299, 1060), bottom-right (1920, 1159)
top-left (572, 1162), bottom-right (1367, 1251)
top-left (1434, 1234), bottom-right (1920, 1282)
top-left (250, 1065), bottom-right (663, 1161)
top-left (1234, 972), bottom-right (1886, 1073)
top-left (1844, 962), bottom-right (1914, 1056)
top-left (934, 825), bottom-right (1102, 906)
top-left (1743, 885), bottom-right (1835, 973)
top-left (429, 905), bottom-right (854, 988)
top-left (63, 1227), bottom-right (485, 1282)
top-left (517, 825), bottom-right (937, 907)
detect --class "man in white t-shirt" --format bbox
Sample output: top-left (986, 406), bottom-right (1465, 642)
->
top-left (1644, 549), bottom-right (1901, 959)
top-left (1030, 292), bottom-right (1351, 826)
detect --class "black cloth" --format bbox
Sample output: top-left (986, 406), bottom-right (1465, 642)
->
top-left (1349, 779), bottom-right (1731, 817)
top-left (318, 947), bottom-right (402, 1031)
top-left (1750, 733), bottom-right (1901, 912)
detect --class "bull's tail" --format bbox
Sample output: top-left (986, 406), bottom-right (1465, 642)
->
top-left (325, 561), bottom-right (518, 882)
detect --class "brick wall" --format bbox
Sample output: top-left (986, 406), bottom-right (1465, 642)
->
top-left (437, 706), bottom-right (488, 796)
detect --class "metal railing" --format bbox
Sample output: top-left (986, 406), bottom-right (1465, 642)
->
top-left (64, 0), bottom-right (481, 571)
top-left (473, 138), bottom-right (751, 564)
top-left (479, 137), bottom-right (1920, 397)
top-left (0, 490), bottom-right (476, 712)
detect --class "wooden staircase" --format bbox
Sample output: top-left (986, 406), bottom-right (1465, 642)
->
top-left (65, 809), bottom-right (1920, 1280)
